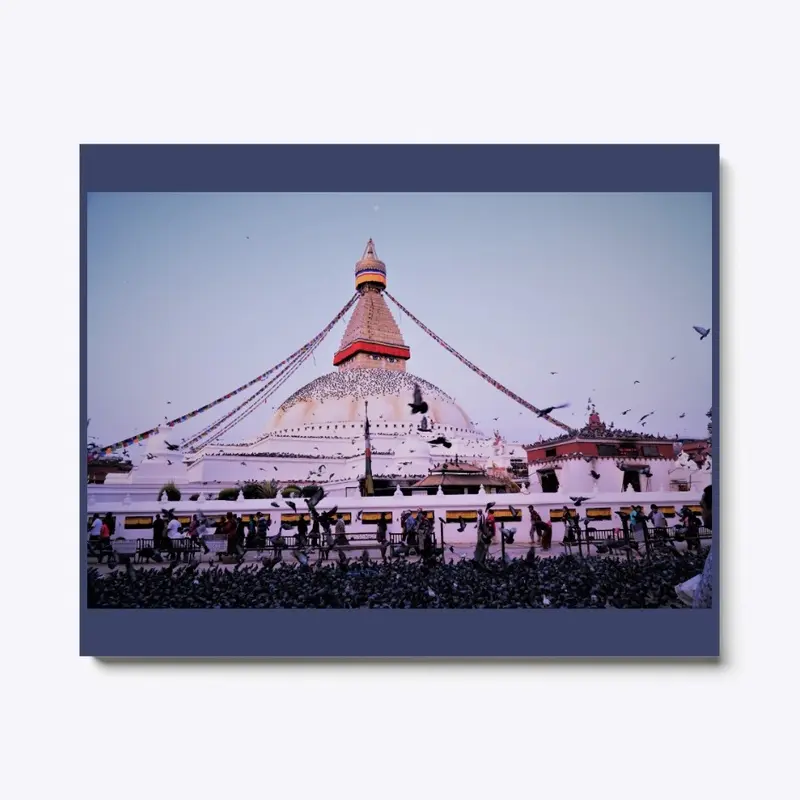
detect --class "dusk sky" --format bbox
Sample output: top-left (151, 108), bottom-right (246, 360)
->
top-left (87, 192), bottom-right (712, 456)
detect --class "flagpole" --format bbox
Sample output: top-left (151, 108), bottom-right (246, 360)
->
top-left (364, 400), bottom-right (374, 497)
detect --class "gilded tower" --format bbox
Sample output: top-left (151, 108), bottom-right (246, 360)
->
top-left (333, 240), bottom-right (411, 371)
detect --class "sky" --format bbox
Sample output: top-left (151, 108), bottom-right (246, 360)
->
top-left (87, 192), bottom-right (713, 457)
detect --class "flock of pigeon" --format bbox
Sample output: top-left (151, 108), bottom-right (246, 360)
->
top-left (86, 547), bottom-right (708, 609)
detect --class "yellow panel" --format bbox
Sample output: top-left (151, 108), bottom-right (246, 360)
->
top-left (360, 512), bottom-right (394, 523)
top-left (445, 510), bottom-right (478, 522)
top-left (124, 516), bottom-right (155, 529)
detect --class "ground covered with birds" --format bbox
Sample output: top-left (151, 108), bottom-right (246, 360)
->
top-left (87, 550), bottom-right (707, 609)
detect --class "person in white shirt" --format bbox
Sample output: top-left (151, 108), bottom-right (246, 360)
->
top-left (88, 513), bottom-right (102, 539)
top-left (87, 513), bottom-right (103, 558)
top-left (649, 504), bottom-right (668, 539)
top-left (165, 513), bottom-right (183, 562)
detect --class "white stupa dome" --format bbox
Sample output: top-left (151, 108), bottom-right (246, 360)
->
top-left (265, 369), bottom-right (475, 437)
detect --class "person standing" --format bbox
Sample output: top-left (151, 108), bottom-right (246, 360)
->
top-left (223, 512), bottom-right (239, 556)
top-left (296, 514), bottom-right (309, 548)
top-left (649, 504), bottom-right (668, 539)
top-left (87, 513), bottom-right (102, 559)
top-left (187, 514), bottom-right (211, 556)
top-left (334, 515), bottom-right (348, 548)
top-left (256, 512), bottom-right (270, 548)
top-left (152, 513), bottom-right (166, 552)
top-left (97, 515), bottom-right (112, 563)
top-left (165, 512), bottom-right (183, 562)
top-left (686, 509), bottom-right (701, 552)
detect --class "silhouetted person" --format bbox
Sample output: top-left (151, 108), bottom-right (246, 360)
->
top-left (693, 485), bottom-right (713, 608)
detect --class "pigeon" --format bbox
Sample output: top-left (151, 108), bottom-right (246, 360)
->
top-left (569, 496), bottom-right (590, 507)
top-left (509, 506), bottom-right (519, 518)
top-left (639, 412), bottom-right (654, 422)
top-left (536, 403), bottom-right (569, 417)
top-left (166, 460), bottom-right (172, 465)
top-left (501, 525), bottom-right (516, 544)
top-left (286, 501), bottom-right (297, 512)
top-left (485, 502), bottom-right (495, 512)
top-left (146, 453), bottom-right (155, 460)
top-left (693, 326), bottom-right (710, 340)
top-left (457, 517), bottom-right (467, 533)
top-left (678, 412), bottom-right (686, 418)
top-left (583, 456), bottom-right (594, 463)
top-left (240, 461), bottom-right (246, 466)
top-left (634, 380), bottom-right (640, 385)
top-left (408, 384), bottom-right (428, 415)
top-left (428, 436), bottom-right (452, 448)
top-left (550, 371), bottom-right (558, 375)
top-left (621, 409), bottom-right (632, 415)
top-left (273, 466), bottom-right (278, 471)
top-left (670, 356), bottom-right (676, 361)
top-left (590, 470), bottom-right (601, 480)
top-left (270, 502), bottom-right (280, 508)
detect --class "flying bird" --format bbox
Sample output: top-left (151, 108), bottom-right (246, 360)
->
top-left (590, 470), bottom-right (601, 480)
top-left (408, 384), bottom-right (428, 415)
top-left (165, 441), bottom-right (180, 451)
top-left (639, 412), bottom-right (654, 422)
top-left (621, 409), bottom-right (632, 415)
top-left (485, 502), bottom-right (495, 512)
top-left (286, 501), bottom-right (297, 512)
top-left (570, 496), bottom-right (590, 506)
top-left (549, 371), bottom-right (558, 375)
top-left (270, 502), bottom-right (280, 508)
top-left (457, 517), bottom-right (467, 532)
top-left (670, 356), bottom-right (676, 361)
top-left (693, 326), bottom-right (710, 340)
top-left (240, 461), bottom-right (246, 466)
top-left (428, 436), bottom-right (452, 448)
top-left (536, 403), bottom-right (569, 417)
top-left (633, 380), bottom-right (640, 385)
top-left (678, 412), bottom-right (686, 418)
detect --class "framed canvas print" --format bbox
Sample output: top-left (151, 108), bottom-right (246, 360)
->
top-left (81, 144), bottom-right (719, 658)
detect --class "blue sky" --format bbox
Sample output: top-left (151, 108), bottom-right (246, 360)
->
top-left (87, 192), bottom-right (712, 454)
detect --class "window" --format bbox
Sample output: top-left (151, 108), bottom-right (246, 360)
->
top-left (545, 448), bottom-right (557, 458)
top-left (641, 445), bottom-right (660, 457)
top-left (597, 444), bottom-right (619, 457)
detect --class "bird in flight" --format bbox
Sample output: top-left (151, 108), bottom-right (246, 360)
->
top-left (428, 436), bottom-right (452, 448)
top-left (621, 409), bottom-right (632, 415)
top-left (550, 371), bottom-right (558, 375)
top-left (639, 411), bottom-right (654, 422)
top-left (693, 326), bottom-right (710, 340)
top-left (408, 384), bottom-right (428, 415)
top-left (536, 403), bottom-right (569, 417)
top-left (570, 496), bottom-right (590, 506)
top-left (633, 380), bottom-right (641, 385)
top-left (165, 441), bottom-right (180, 451)
top-left (678, 412), bottom-right (686, 418)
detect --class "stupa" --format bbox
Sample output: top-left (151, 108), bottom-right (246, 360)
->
top-left (104, 240), bottom-right (526, 497)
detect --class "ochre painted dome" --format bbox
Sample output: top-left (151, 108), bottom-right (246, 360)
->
top-left (266, 369), bottom-right (475, 435)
